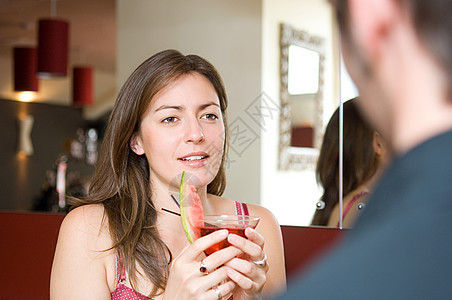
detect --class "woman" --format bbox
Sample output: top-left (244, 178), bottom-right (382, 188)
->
top-left (311, 98), bottom-right (388, 227)
top-left (50, 50), bottom-right (286, 299)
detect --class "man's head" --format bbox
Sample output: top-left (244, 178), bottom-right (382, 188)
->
top-left (335, 0), bottom-right (452, 87)
top-left (330, 0), bottom-right (452, 153)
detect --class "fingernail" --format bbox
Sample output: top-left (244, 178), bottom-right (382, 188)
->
top-left (217, 229), bottom-right (229, 237)
top-left (228, 234), bottom-right (238, 243)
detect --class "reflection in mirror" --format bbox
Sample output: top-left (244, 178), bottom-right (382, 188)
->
top-left (279, 23), bottom-right (325, 171)
top-left (311, 59), bottom-right (363, 228)
top-left (288, 45), bottom-right (319, 148)
top-left (289, 93), bottom-right (316, 148)
top-left (288, 45), bottom-right (319, 95)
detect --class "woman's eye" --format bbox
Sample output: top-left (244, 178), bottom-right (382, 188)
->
top-left (162, 116), bottom-right (178, 124)
top-left (202, 113), bottom-right (218, 121)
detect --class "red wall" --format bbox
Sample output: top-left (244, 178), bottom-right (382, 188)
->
top-left (0, 212), bottom-right (65, 300)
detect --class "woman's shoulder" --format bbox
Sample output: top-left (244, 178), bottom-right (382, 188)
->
top-left (244, 203), bottom-right (281, 229)
top-left (51, 204), bottom-right (117, 296)
top-left (63, 204), bottom-right (106, 229)
top-left (65, 203), bottom-right (105, 220)
top-left (211, 196), bottom-right (280, 229)
top-left (243, 202), bottom-right (273, 216)
top-left (209, 195), bottom-right (279, 224)
top-left (60, 204), bottom-right (113, 251)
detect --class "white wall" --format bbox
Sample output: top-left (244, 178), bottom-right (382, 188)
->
top-left (117, 0), bottom-right (263, 205)
top-left (261, 0), bottom-right (340, 225)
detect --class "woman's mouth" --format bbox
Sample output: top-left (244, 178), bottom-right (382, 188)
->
top-left (180, 155), bottom-right (208, 161)
top-left (178, 153), bottom-right (209, 168)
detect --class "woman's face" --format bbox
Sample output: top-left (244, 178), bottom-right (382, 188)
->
top-left (131, 72), bottom-right (225, 189)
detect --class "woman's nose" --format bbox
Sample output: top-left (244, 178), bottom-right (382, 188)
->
top-left (185, 119), bottom-right (205, 143)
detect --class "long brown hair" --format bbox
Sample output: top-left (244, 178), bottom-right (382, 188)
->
top-left (311, 98), bottom-right (378, 226)
top-left (72, 49), bottom-right (229, 296)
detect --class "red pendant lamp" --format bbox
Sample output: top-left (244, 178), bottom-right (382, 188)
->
top-left (37, 0), bottom-right (69, 78)
top-left (72, 66), bottom-right (94, 106)
top-left (13, 47), bottom-right (39, 91)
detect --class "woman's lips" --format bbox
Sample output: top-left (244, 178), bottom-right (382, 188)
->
top-left (178, 152), bottom-right (209, 168)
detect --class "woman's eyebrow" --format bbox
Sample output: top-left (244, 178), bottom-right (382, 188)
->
top-left (154, 105), bottom-right (183, 112)
top-left (155, 102), bottom-right (219, 112)
top-left (199, 102), bottom-right (220, 110)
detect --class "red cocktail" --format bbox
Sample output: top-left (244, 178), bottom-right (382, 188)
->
top-left (197, 215), bottom-right (260, 256)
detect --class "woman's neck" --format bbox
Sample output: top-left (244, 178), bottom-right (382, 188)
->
top-left (150, 178), bottom-right (212, 217)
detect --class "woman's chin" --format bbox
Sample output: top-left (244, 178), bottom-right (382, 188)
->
top-left (168, 170), bottom-right (215, 189)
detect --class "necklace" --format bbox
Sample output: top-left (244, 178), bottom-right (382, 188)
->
top-left (161, 194), bottom-right (181, 216)
top-left (161, 208), bottom-right (180, 216)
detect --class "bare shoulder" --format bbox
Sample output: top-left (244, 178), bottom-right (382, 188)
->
top-left (245, 203), bottom-right (281, 229)
top-left (51, 204), bottom-right (115, 297)
top-left (56, 203), bottom-right (115, 268)
top-left (61, 204), bottom-right (109, 237)
top-left (208, 195), bottom-right (281, 229)
top-left (57, 204), bottom-right (113, 250)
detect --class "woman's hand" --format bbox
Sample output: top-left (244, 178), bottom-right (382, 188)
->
top-left (223, 228), bottom-right (268, 300)
top-left (163, 229), bottom-right (242, 300)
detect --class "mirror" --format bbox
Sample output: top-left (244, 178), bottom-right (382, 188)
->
top-left (278, 23), bottom-right (326, 171)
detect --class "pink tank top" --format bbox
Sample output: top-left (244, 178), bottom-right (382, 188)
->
top-left (111, 201), bottom-right (249, 299)
top-left (337, 190), bottom-right (369, 227)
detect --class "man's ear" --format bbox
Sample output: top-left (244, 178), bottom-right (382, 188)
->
top-left (130, 133), bottom-right (145, 155)
top-left (348, 0), bottom-right (399, 60)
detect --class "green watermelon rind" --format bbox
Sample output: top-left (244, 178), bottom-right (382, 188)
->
top-left (180, 171), bottom-right (203, 243)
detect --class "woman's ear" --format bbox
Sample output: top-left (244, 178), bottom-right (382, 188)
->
top-left (130, 133), bottom-right (145, 155)
top-left (373, 131), bottom-right (385, 157)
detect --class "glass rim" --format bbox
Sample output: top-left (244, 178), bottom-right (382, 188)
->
top-left (199, 214), bottom-right (260, 221)
top-left (194, 215), bottom-right (260, 229)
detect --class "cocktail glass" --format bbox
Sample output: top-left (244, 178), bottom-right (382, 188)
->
top-left (194, 215), bottom-right (260, 256)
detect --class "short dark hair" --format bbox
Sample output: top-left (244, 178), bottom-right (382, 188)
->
top-left (333, 0), bottom-right (452, 98)
top-left (407, 0), bottom-right (452, 98)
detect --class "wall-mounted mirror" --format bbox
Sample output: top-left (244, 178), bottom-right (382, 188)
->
top-left (279, 23), bottom-right (325, 171)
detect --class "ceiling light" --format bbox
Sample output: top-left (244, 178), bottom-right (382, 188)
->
top-left (72, 66), bottom-right (94, 106)
top-left (37, 0), bottom-right (69, 78)
top-left (13, 47), bottom-right (39, 92)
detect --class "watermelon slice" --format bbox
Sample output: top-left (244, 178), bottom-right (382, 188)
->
top-left (180, 171), bottom-right (204, 243)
